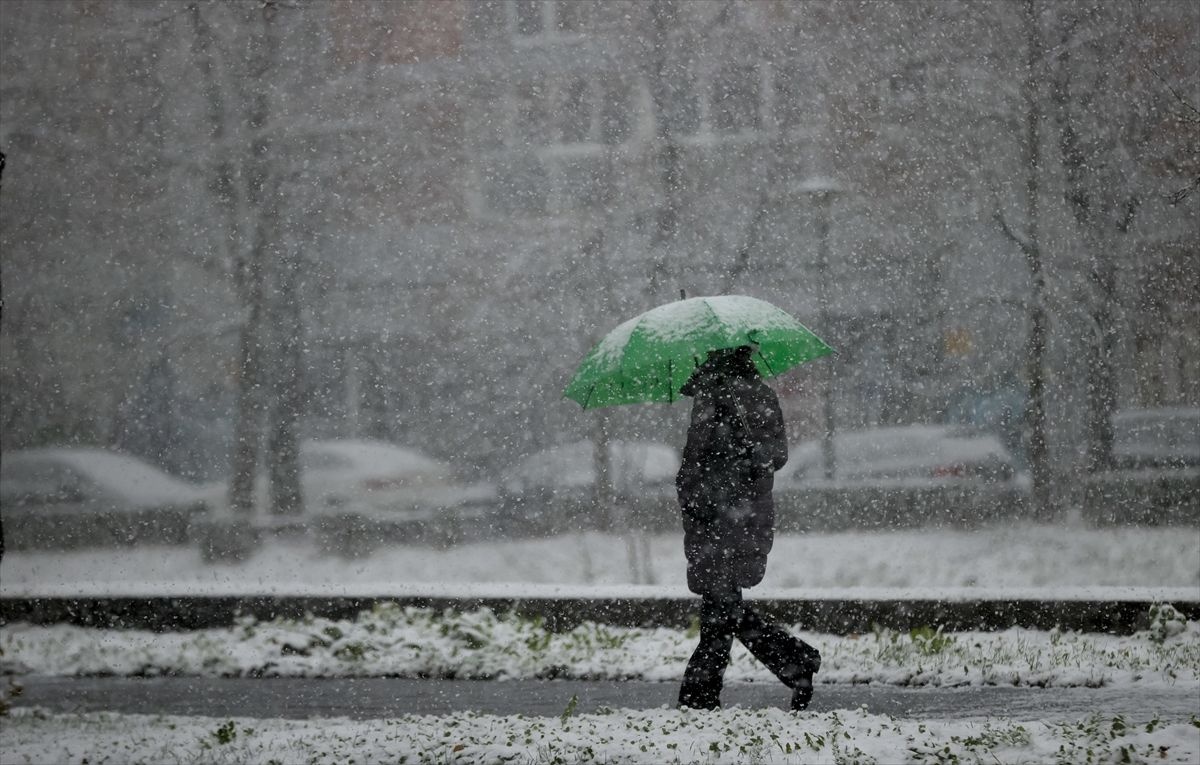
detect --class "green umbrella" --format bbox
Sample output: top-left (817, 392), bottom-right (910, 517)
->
top-left (564, 295), bottom-right (833, 409)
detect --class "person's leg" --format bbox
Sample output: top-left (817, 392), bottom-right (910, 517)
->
top-left (737, 606), bottom-right (822, 710)
top-left (678, 587), bottom-right (741, 709)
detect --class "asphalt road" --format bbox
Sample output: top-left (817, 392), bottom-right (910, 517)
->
top-left (10, 676), bottom-right (1200, 722)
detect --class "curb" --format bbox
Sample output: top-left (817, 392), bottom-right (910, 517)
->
top-left (3, 595), bottom-right (1197, 635)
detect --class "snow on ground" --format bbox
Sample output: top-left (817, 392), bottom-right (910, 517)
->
top-left (4, 604), bottom-right (1198, 690)
top-left (2, 523), bottom-right (1198, 595)
top-left (4, 522), bottom-right (1197, 762)
top-left (2, 705), bottom-right (1198, 764)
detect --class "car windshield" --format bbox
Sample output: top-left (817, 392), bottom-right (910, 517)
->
top-left (1113, 409), bottom-right (1200, 460)
top-left (299, 451), bottom-right (354, 471)
top-left (54, 450), bottom-right (192, 502)
top-left (303, 440), bottom-right (447, 477)
top-left (836, 428), bottom-right (947, 464)
top-left (781, 425), bottom-right (1007, 481)
top-left (0, 458), bottom-right (84, 503)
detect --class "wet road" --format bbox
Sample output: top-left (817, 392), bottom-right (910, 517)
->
top-left (11, 675), bottom-right (1199, 722)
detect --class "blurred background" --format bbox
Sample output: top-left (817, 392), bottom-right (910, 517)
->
top-left (0, 1), bottom-right (1196, 567)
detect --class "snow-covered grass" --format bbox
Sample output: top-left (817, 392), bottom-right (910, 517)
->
top-left (2, 705), bottom-right (1198, 764)
top-left (3, 523), bottom-right (1198, 594)
top-left (4, 604), bottom-right (1198, 691)
top-left (5, 521), bottom-right (1197, 764)
top-left (4, 604), bottom-right (1197, 763)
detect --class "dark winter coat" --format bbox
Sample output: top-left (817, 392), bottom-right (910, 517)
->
top-left (675, 349), bottom-right (788, 596)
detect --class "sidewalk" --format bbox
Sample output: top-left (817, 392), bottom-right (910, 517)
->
top-left (12, 676), bottom-right (1200, 722)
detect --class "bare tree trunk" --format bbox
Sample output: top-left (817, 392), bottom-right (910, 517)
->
top-left (638, 535), bottom-right (655, 584)
top-left (229, 245), bottom-right (268, 515)
top-left (645, 0), bottom-right (681, 299)
top-left (1094, 201), bottom-right (1139, 466)
top-left (1082, 237), bottom-right (1120, 474)
top-left (188, 1), bottom-right (259, 515)
top-left (1, 149), bottom-right (5, 565)
top-left (1022, 0), bottom-right (1052, 517)
top-left (267, 246), bottom-right (304, 516)
top-left (1048, 25), bottom-right (1133, 476)
top-left (814, 190), bottom-right (838, 480)
top-left (229, 2), bottom-right (280, 516)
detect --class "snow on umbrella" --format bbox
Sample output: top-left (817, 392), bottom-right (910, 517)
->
top-left (564, 295), bottom-right (833, 409)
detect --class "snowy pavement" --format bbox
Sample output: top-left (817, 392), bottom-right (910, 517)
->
top-left (10, 675), bottom-right (1200, 723)
top-left (3, 604), bottom-right (1198, 763)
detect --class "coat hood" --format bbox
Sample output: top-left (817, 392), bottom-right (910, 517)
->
top-left (680, 345), bottom-right (759, 396)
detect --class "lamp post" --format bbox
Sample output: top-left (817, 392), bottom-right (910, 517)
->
top-left (795, 177), bottom-right (841, 481)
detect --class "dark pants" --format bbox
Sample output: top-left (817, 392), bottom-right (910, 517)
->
top-left (678, 586), bottom-right (820, 709)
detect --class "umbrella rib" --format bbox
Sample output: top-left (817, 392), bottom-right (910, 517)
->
top-left (701, 298), bottom-right (725, 342)
top-left (756, 348), bottom-right (776, 377)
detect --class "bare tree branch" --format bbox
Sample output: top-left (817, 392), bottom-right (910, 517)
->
top-left (1146, 65), bottom-right (1200, 124)
top-left (1116, 195), bottom-right (1140, 233)
top-left (1169, 175), bottom-right (1200, 205)
top-left (992, 211), bottom-right (1034, 258)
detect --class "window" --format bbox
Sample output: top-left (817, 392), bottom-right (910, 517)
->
top-left (558, 155), bottom-right (613, 210)
top-left (599, 80), bottom-right (631, 145)
top-left (774, 58), bottom-right (820, 131)
top-left (552, 75), bottom-right (632, 146)
top-left (554, 0), bottom-right (591, 32)
top-left (662, 80), bottom-right (700, 136)
top-left (472, 94), bottom-right (508, 152)
top-left (711, 64), bottom-right (761, 133)
top-left (512, 0), bottom-right (593, 37)
top-left (465, 0), bottom-right (506, 42)
top-left (557, 77), bottom-right (592, 143)
top-left (484, 156), bottom-right (548, 216)
top-left (331, 2), bottom-right (461, 66)
top-left (514, 78), bottom-right (552, 146)
top-left (514, 0), bottom-right (544, 36)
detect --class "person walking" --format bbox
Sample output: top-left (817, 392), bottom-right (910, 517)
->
top-left (674, 345), bottom-right (821, 711)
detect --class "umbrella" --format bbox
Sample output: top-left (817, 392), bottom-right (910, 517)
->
top-left (564, 295), bottom-right (833, 409)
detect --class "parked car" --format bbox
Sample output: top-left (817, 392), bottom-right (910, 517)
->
top-left (0, 447), bottom-right (211, 550)
top-left (1110, 407), bottom-right (1199, 470)
top-left (1083, 407), bottom-right (1199, 525)
top-left (198, 439), bottom-right (497, 559)
top-left (299, 438), bottom-right (494, 515)
top-left (778, 424), bottom-right (1018, 484)
top-left (500, 439), bottom-right (681, 534)
top-left (773, 424), bottom-right (1026, 529)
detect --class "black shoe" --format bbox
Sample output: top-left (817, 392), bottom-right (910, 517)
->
top-left (678, 688), bottom-right (720, 710)
top-left (790, 654), bottom-right (821, 711)
top-left (790, 675), bottom-right (813, 711)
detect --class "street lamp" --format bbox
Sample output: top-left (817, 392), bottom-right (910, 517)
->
top-left (794, 177), bottom-right (841, 481)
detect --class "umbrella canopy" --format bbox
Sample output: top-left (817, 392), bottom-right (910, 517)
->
top-left (564, 295), bottom-right (833, 409)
